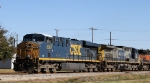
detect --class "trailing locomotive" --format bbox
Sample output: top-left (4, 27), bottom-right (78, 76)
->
top-left (13, 33), bottom-right (150, 73)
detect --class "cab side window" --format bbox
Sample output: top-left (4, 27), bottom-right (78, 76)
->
top-left (46, 37), bottom-right (52, 43)
top-left (131, 50), bottom-right (135, 59)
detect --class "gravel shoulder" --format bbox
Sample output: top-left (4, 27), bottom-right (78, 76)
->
top-left (0, 71), bottom-right (150, 82)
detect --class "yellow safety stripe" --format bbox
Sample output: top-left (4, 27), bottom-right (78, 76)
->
top-left (39, 58), bottom-right (100, 62)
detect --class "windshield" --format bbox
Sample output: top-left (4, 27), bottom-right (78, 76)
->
top-left (23, 34), bottom-right (33, 41)
top-left (23, 34), bottom-right (45, 42)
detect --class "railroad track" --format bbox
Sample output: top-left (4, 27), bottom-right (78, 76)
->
top-left (0, 70), bottom-right (149, 75)
top-left (0, 71), bottom-right (150, 82)
top-left (0, 71), bottom-right (74, 75)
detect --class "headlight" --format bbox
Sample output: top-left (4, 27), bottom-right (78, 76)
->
top-left (27, 55), bottom-right (30, 58)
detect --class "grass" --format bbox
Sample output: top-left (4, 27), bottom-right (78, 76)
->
top-left (1, 72), bottom-right (150, 83)
top-left (63, 74), bottom-right (150, 83)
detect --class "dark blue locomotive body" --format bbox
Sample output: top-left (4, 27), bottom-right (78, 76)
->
top-left (38, 35), bottom-right (99, 61)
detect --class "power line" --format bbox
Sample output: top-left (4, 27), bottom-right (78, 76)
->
top-left (118, 39), bottom-right (150, 41)
top-left (94, 39), bottom-right (150, 42)
top-left (38, 28), bottom-right (150, 33)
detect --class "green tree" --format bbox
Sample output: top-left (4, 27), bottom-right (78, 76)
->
top-left (0, 25), bottom-right (16, 61)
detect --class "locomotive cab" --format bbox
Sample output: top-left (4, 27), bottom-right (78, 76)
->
top-left (23, 33), bottom-right (53, 43)
top-left (17, 33), bottom-right (53, 59)
top-left (14, 33), bottom-right (53, 73)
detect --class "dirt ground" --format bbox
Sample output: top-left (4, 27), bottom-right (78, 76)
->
top-left (0, 69), bottom-right (15, 73)
top-left (1, 69), bottom-right (150, 83)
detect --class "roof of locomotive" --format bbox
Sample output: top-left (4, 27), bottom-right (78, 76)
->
top-left (25, 33), bottom-right (53, 37)
top-left (41, 33), bottom-right (52, 37)
top-left (116, 46), bottom-right (132, 48)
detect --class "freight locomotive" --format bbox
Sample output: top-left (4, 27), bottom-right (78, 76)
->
top-left (13, 33), bottom-right (150, 74)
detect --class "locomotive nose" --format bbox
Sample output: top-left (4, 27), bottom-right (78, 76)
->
top-left (26, 50), bottom-right (31, 58)
top-left (17, 42), bottom-right (39, 59)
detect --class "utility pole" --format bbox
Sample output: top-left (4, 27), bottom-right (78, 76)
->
top-left (105, 32), bottom-right (117, 45)
top-left (16, 34), bottom-right (18, 46)
top-left (54, 29), bottom-right (59, 36)
top-left (110, 32), bottom-right (111, 45)
top-left (14, 38), bottom-right (15, 47)
top-left (13, 34), bottom-right (18, 47)
top-left (109, 32), bottom-right (117, 45)
top-left (90, 27), bottom-right (97, 43)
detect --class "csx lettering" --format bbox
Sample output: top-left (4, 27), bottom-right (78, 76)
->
top-left (118, 51), bottom-right (124, 57)
top-left (70, 44), bottom-right (81, 55)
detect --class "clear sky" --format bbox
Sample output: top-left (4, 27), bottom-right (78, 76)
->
top-left (0, 0), bottom-right (150, 49)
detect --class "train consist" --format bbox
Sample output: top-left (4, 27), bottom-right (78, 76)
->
top-left (13, 33), bottom-right (150, 73)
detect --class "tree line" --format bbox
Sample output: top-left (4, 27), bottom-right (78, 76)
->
top-left (0, 25), bottom-right (16, 61)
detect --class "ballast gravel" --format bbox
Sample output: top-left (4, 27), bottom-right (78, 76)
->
top-left (0, 71), bottom-right (149, 82)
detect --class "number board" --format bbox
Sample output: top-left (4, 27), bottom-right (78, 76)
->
top-left (47, 45), bottom-right (52, 49)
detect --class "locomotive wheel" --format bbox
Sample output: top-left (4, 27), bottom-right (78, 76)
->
top-left (41, 68), bottom-right (46, 73)
top-left (135, 68), bottom-right (138, 71)
top-left (73, 70), bottom-right (76, 72)
top-left (129, 68), bottom-right (132, 71)
top-left (28, 66), bottom-right (34, 74)
top-left (13, 60), bottom-right (19, 71)
top-left (120, 69), bottom-right (123, 72)
top-left (97, 66), bottom-right (102, 72)
top-left (103, 68), bottom-right (107, 72)
top-left (107, 68), bottom-right (111, 72)
top-left (88, 68), bottom-right (92, 72)
top-left (93, 68), bottom-right (96, 72)
top-left (111, 68), bottom-right (115, 72)
top-left (83, 68), bottom-right (88, 72)
top-left (79, 70), bottom-right (82, 72)
top-left (50, 68), bottom-right (56, 73)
